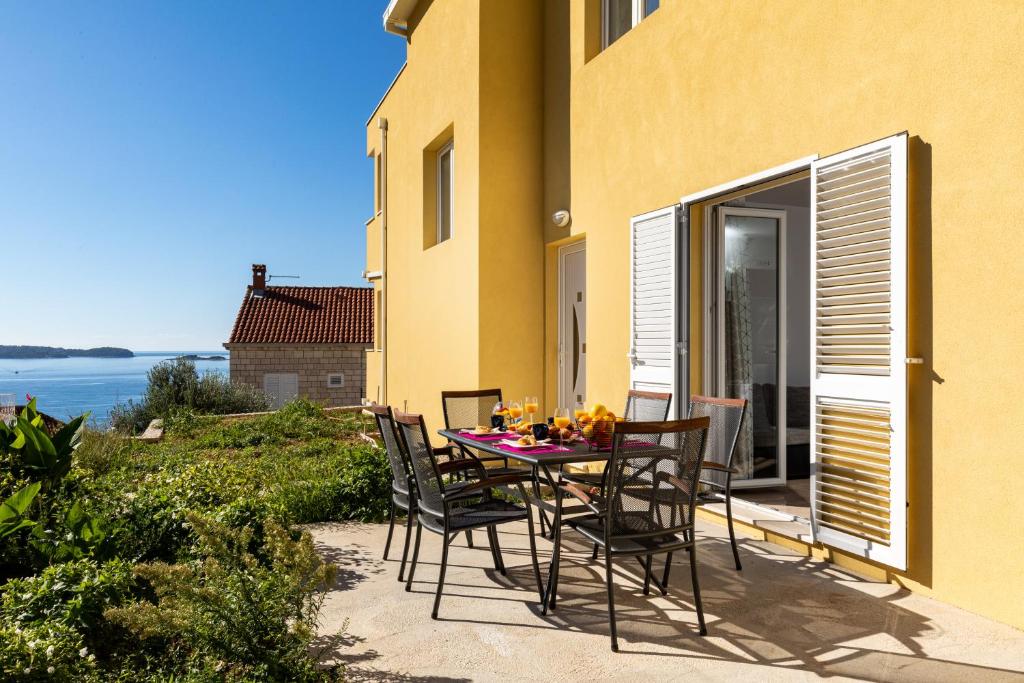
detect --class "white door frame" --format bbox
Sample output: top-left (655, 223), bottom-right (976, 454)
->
top-left (558, 241), bottom-right (586, 409)
top-left (714, 206), bottom-right (788, 489)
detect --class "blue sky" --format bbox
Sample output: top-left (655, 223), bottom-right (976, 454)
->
top-left (0, 2), bottom-right (404, 351)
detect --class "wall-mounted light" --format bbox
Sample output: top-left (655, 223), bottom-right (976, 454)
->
top-left (552, 209), bottom-right (571, 228)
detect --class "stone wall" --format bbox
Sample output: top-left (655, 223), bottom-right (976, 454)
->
top-left (226, 343), bottom-right (368, 407)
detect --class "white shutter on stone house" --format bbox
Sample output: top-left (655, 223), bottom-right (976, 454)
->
top-left (810, 133), bottom-right (909, 570)
top-left (629, 205), bottom-right (682, 416)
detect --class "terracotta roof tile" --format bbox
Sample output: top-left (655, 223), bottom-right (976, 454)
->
top-left (228, 286), bottom-right (373, 345)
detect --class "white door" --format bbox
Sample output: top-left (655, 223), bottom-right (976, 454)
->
top-left (264, 372), bottom-right (299, 409)
top-left (629, 205), bottom-right (685, 417)
top-left (810, 133), bottom-right (908, 570)
top-left (559, 242), bottom-right (586, 407)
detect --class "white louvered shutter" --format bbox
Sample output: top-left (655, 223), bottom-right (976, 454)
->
top-left (810, 133), bottom-right (908, 570)
top-left (629, 205), bottom-right (680, 415)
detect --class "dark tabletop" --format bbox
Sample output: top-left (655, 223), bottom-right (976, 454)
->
top-left (439, 429), bottom-right (611, 468)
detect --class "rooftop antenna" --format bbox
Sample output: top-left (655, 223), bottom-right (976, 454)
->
top-left (268, 274), bottom-right (300, 281)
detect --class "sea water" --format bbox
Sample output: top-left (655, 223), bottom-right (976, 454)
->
top-left (0, 352), bottom-right (229, 425)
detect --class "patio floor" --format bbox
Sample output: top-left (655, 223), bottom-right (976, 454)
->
top-left (311, 518), bottom-right (1024, 682)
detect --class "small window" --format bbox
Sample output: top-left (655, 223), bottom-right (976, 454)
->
top-left (603, 0), bottom-right (658, 49)
top-left (327, 373), bottom-right (344, 389)
top-left (436, 141), bottom-right (454, 243)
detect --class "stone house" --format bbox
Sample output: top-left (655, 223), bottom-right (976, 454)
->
top-left (225, 264), bottom-right (372, 408)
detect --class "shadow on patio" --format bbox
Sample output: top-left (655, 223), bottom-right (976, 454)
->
top-left (311, 520), bottom-right (1024, 682)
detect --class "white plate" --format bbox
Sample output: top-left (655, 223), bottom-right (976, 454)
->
top-left (499, 438), bottom-right (551, 449)
top-left (462, 428), bottom-right (497, 435)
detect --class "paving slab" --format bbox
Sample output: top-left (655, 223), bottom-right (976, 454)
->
top-left (311, 518), bottom-right (1024, 682)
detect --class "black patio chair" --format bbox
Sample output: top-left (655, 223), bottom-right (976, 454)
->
top-left (395, 411), bottom-right (544, 620)
top-left (560, 389), bottom-right (673, 491)
top-left (543, 417), bottom-right (710, 651)
top-left (370, 404), bottom-right (485, 582)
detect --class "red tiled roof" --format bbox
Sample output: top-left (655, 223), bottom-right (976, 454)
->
top-left (228, 286), bottom-right (373, 345)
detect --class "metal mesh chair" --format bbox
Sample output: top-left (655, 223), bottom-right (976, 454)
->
top-left (394, 411), bottom-right (544, 619)
top-left (688, 395), bottom-right (747, 571)
top-left (545, 418), bottom-right (711, 651)
top-left (561, 389), bottom-right (673, 491)
top-left (370, 404), bottom-right (486, 581)
top-left (441, 389), bottom-right (526, 476)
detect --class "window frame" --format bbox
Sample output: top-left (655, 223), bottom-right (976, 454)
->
top-left (602, 0), bottom-right (658, 49)
top-left (436, 140), bottom-right (454, 243)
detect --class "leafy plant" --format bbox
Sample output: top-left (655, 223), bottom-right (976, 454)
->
top-left (110, 359), bottom-right (269, 434)
top-left (0, 483), bottom-right (39, 541)
top-left (1, 399), bottom-right (88, 491)
top-left (106, 514), bottom-right (337, 682)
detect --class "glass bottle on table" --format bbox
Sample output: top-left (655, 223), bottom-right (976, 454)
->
top-left (491, 401), bottom-right (507, 430)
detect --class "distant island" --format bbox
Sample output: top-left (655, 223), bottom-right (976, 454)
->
top-left (0, 345), bottom-right (134, 359)
top-left (171, 354), bottom-right (227, 361)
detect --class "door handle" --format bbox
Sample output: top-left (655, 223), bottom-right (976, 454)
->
top-left (905, 357), bottom-right (924, 365)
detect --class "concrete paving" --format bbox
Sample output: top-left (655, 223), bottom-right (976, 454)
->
top-left (311, 518), bottom-right (1024, 682)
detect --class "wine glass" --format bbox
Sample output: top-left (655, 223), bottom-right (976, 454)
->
top-left (0, 393), bottom-right (15, 426)
top-left (573, 401), bottom-right (587, 428)
top-left (508, 400), bottom-right (523, 425)
top-left (553, 408), bottom-right (571, 444)
top-left (525, 395), bottom-right (539, 423)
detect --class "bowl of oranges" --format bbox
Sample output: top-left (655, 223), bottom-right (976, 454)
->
top-left (577, 403), bottom-right (624, 451)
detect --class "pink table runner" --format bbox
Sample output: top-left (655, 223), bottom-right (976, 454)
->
top-left (494, 442), bottom-right (573, 455)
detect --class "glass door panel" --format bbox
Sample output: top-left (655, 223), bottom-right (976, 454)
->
top-left (718, 208), bottom-right (786, 484)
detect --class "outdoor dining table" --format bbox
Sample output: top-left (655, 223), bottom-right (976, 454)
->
top-left (440, 427), bottom-right (677, 595)
top-left (438, 428), bottom-right (607, 534)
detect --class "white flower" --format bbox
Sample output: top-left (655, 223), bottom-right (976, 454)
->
top-left (28, 639), bottom-right (37, 650)
top-left (79, 647), bottom-right (88, 658)
top-left (88, 654), bottom-right (96, 662)
top-left (47, 666), bottom-right (55, 674)
top-left (46, 645), bottom-right (54, 657)
top-left (23, 668), bottom-right (31, 674)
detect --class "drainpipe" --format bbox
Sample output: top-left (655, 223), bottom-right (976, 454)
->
top-left (378, 117), bottom-right (389, 404)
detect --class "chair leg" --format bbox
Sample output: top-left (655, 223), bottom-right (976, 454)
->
top-left (592, 543), bottom-right (599, 561)
top-left (546, 515), bottom-right (564, 612)
top-left (485, 526), bottom-right (502, 571)
top-left (398, 509), bottom-right (415, 582)
top-left (605, 548), bottom-right (619, 652)
top-left (405, 522), bottom-right (423, 593)
top-left (465, 530), bottom-right (474, 548)
top-left (532, 467), bottom-right (549, 538)
top-left (688, 545), bottom-right (707, 636)
top-left (642, 554), bottom-right (653, 596)
top-left (661, 551), bottom-right (673, 594)
top-left (525, 512), bottom-right (544, 601)
top-left (490, 526), bottom-right (507, 575)
top-left (725, 493), bottom-right (742, 571)
top-left (383, 500), bottom-right (396, 560)
top-left (432, 534), bottom-right (451, 619)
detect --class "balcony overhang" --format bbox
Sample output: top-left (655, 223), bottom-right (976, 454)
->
top-left (383, 0), bottom-right (418, 36)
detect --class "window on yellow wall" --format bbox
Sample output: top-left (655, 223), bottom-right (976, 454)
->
top-left (375, 153), bottom-right (382, 214)
top-left (436, 141), bottom-right (454, 243)
top-left (603, 0), bottom-right (658, 49)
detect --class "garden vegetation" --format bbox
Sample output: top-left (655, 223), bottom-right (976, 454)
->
top-left (0, 398), bottom-right (390, 681)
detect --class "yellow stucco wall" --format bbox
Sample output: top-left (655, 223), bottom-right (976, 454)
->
top-left (369, 0), bottom-right (1024, 629)
top-left (565, 0), bottom-right (1024, 629)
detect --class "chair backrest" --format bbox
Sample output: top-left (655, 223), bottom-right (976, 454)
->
top-left (623, 389), bottom-right (672, 422)
top-left (440, 388), bottom-right (503, 430)
top-left (394, 411), bottom-right (446, 518)
top-left (604, 418), bottom-right (710, 541)
top-left (687, 395), bottom-right (747, 490)
top-left (367, 404), bottom-right (410, 495)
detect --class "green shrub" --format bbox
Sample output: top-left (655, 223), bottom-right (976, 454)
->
top-left (0, 558), bottom-right (135, 655)
top-left (0, 620), bottom-right (97, 682)
top-left (106, 514), bottom-right (337, 682)
top-left (111, 359), bottom-right (268, 434)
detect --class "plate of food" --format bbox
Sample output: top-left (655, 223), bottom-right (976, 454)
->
top-left (463, 425), bottom-right (496, 435)
top-left (500, 436), bottom-right (551, 449)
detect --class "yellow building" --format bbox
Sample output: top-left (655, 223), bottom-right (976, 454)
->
top-left (363, 0), bottom-right (1024, 631)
